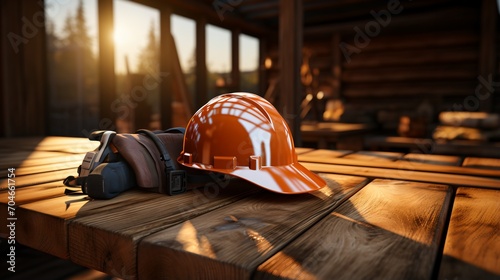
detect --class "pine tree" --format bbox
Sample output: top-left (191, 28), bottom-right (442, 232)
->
top-left (137, 20), bottom-right (159, 74)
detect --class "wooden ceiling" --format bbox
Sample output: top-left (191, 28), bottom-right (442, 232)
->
top-left (134, 0), bottom-right (479, 40)
top-left (197, 0), bottom-right (464, 31)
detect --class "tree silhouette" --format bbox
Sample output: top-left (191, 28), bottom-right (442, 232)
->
top-left (46, 0), bottom-right (98, 136)
top-left (137, 20), bottom-right (159, 74)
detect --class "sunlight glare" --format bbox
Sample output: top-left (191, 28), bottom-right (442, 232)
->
top-left (112, 28), bottom-right (125, 46)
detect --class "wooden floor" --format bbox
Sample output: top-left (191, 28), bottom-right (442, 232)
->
top-left (0, 136), bottom-right (499, 279)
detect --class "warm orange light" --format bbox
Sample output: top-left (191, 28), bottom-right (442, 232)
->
top-left (264, 57), bottom-right (272, 69)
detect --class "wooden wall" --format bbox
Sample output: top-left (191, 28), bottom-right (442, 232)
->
top-left (266, 0), bottom-right (499, 134)
top-left (1, 0), bottom-right (47, 137)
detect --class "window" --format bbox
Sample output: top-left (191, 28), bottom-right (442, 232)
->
top-left (113, 0), bottom-right (160, 132)
top-left (45, 0), bottom-right (99, 136)
top-left (206, 24), bottom-right (231, 98)
top-left (239, 34), bottom-right (259, 94)
top-left (171, 14), bottom-right (196, 100)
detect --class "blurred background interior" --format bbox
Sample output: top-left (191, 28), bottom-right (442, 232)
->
top-left (1, 0), bottom-right (500, 156)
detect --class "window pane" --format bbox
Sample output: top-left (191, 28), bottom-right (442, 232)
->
top-left (45, 0), bottom-right (99, 136)
top-left (171, 14), bottom-right (196, 100)
top-left (206, 24), bottom-right (231, 98)
top-left (114, 0), bottom-right (160, 132)
top-left (239, 34), bottom-right (259, 94)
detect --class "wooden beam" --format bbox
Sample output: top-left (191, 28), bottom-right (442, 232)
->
top-left (478, 0), bottom-right (497, 112)
top-left (231, 29), bottom-right (240, 91)
top-left (98, 0), bottom-right (116, 131)
top-left (279, 0), bottom-right (303, 146)
top-left (195, 18), bottom-right (207, 110)
top-left (131, 0), bottom-right (269, 37)
top-left (1, 0), bottom-right (46, 136)
top-left (258, 39), bottom-right (267, 96)
top-left (159, 8), bottom-right (173, 128)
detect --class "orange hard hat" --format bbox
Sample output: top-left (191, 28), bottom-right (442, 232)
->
top-left (178, 92), bottom-right (326, 194)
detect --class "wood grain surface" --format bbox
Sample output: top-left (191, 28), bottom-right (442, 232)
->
top-left (137, 174), bottom-right (369, 279)
top-left (298, 148), bottom-right (353, 159)
top-left (14, 190), bottom-right (163, 259)
top-left (69, 179), bottom-right (262, 279)
top-left (438, 187), bottom-right (500, 279)
top-left (256, 179), bottom-right (452, 279)
top-left (342, 151), bottom-right (404, 162)
top-left (0, 151), bottom-right (71, 169)
top-left (299, 152), bottom-right (500, 178)
top-left (462, 157), bottom-right (500, 170)
top-left (301, 162), bottom-right (500, 189)
top-left (398, 153), bottom-right (462, 166)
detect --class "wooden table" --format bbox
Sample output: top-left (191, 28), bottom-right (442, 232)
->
top-left (1, 137), bottom-right (499, 279)
top-left (301, 122), bottom-right (374, 150)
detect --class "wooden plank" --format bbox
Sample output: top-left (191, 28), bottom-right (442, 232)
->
top-left (439, 112), bottom-right (500, 129)
top-left (344, 47), bottom-right (478, 69)
top-left (0, 158), bottom-right (81, 178)
top-left (365, 136), bottom-right (500, 158)
top-left (0, 136), bottom-right (91, 148)
top-left (462, 157), bottom-right (500, 170)
top-left (342, 64), bottom-right (476, 83)
top-left (342, 151), bottom-right (403, 162)
top-left (301, 162), bottom-right (500, 190)
top-left (137, 174), bottom-right (369, 279)
top-left (69, 179), bottom-right (261, 278)
top-left (257, 179), bottom-right (452, 279)
top-left (294, 147), bottom-right (314, 155)
top-left (438, 187), bottom-right (500, 279)
top-left (299, 151), bottom-right (500, 179)
top-left (0, 169), bottom-right (76, 190)
top-left (0, 151), bottom-right (72, 169)
top-left (298, 148), bottom-right (352, 158)
top-left (398, 153), bottom-right (462, 166)
top-left (0, 182), bottom-right (69, 237)
top-left (343, 82), bottom-right (475, 98)
top-left (0, 136), bottom-right (98, 154)
top-left (14, 190), bottom-right (163, 259)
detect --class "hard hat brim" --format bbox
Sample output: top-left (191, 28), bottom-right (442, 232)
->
top-left (179, 160), bottom-right (327, 194)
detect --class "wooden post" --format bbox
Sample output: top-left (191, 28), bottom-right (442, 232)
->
top-left (231, 29), bottom-right (240, 91)
top-left (259, 39), bottom-right (267, 97)
top-left (98, 0), bottom-right (116, 130)
top-left (195, 18), bottom-right (207, 110)
top-left (1, 0), bottom-right (47, 136)
top-left (279, 0), bottom-right (303, 146)
top-left (478, 0), bottom-right (497, 112)
top-left (160, 8), bottom-right (172, 128)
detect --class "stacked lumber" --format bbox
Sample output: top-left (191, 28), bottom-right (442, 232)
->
top-left (433, 112), bottom-right (500, 141)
